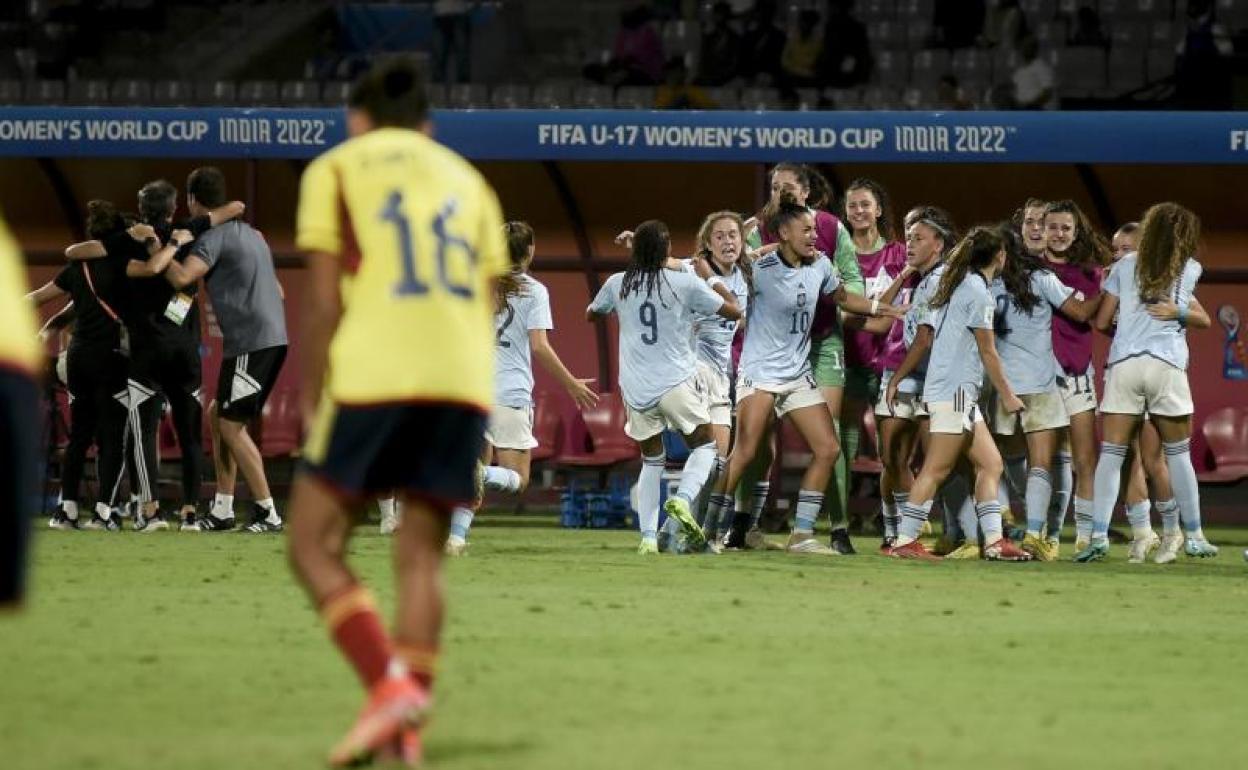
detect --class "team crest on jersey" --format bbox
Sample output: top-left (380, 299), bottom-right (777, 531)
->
top-left (796, 290), bottom-right (808, 308)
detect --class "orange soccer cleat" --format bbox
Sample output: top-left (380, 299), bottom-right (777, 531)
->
top-left (328, 676), bottom-right (431, 768)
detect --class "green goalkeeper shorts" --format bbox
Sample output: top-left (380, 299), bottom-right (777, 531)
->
top-left (809, 335), bottom-right (846, 389)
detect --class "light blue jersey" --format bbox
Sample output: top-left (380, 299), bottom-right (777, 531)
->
top-left (589, 269), bottom-right (725, 410)
top-left (683, 260), bottom-right (749, 376)
top-left (739, 253), bottom-right (840, 385)
top-left (495, 275), bottom-right (553, 408)
top-left (1105, 254), bottom-right (1201, 371)
top-left (922, 273), bottom-right (996, 403)
top-left (992, 270), bottom-right (1073, 395)
top-left (897, 263), bottom-right (945, 394)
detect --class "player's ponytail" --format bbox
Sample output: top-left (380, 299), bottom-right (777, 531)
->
top-left (494, 221), bottom-right (533, 312)
top-left (998, 222), bottom-right (1043, 314)
top-left (1136, 202), bottom-right (1200, 303)
top-left (802, 165), bottom-right (834, 211)
top-left (622, 219), bottom-right (670, 303)
top-left (931, 226), bottom-right (1003, 309)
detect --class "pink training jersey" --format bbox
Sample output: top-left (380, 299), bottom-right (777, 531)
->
top-left (763, 210), bottom-right (848, 342)
top-left (846, 240), bottom-right (907, 371)
top-left (1046, 257), bottom-right (1103, 374)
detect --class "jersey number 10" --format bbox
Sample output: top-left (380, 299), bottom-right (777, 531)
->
top-left (382, 190), bottom-right (477, 298)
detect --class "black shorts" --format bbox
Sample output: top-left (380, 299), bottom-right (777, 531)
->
top-left (302, 403), bottom-right (486, 511)
top-left (0, 369), bottom-right (40, 605)
top-left (216, 345), bottom-right (286, 422)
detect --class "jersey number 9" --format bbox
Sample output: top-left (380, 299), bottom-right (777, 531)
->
top-left (639, 301), bottom-right (658, 345)
top-left (383, 190), bottom-right (476, 299)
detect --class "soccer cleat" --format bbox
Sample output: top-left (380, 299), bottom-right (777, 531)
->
top-left (1045, 537), bottom-right (1060, 561)
top-left (663, 497), bottom-right (707, 550)
top-left (878, 536), bottom-right (896, 555)
top-left (944, 542), bottom-right (982, 560)
top-left (1127, 531), bottom-right (1161, 563)
top-left (134, 512), bottom-right (170, 533)
top-left (829, 528), bottom-right (856, 555)
top-left (180, 516), bottom-right (201, 532)
top-left (445, 537), bottom-right (469, 556)
top-left (930, 535), bottom-right (959, 556)
top-left (1073, 541), bottom-right (1110, 563)
top-left (243, 504), bottom-right (283, 533)
top-left (786, 536), bottom-right (838, 555)
top-left (48, 510), bottom-right (80, 530)
top-left (378, 727), bottom-right (424, 768)
top-left (82, 513), bottom-right (121, 532)
top-left (1074, 536), bottom-right (1090, 552)
top-left (1184, 538), bottom-right (1219, 558)
top-left (379, 510), bottom-right (399, 536)
top-left (656, 529), bottom-right (673, 553)
top-left (744, 527), bottom-right (784, 551)
top-left (327, 677), bottom-right (431, 769)
top-left (1154, 532), bottom-right (1184, 564)
top-left (1021, 533), bottom-right (1056, 562)
top-left (983, 537), bottom-right (1032, 561)
top-left (637, 538), bottom-right (659, 555)
top-left (198, 514), bottom-right (237, 532)
top-left (887, 540), bottom-right (941, 561)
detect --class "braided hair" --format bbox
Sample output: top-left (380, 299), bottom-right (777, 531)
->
top-left (621, 219), bottom-right (672, 303)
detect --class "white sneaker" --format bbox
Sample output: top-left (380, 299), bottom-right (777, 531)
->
top-left (786, 536), bottom-right (838, 555)
top-left (1127, 531), bottom-right (1160, 563)
top-left (1155, 532), bottom-right (1184, 564)
top-left (445, 537), bottom-right (469, 556)
top-left (380, 511), bottom-right (399, 535)
top-left (1184, 538), bottom-right (1219, 558)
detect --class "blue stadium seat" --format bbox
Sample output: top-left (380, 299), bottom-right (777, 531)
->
top-left (67, 79), bottom-right (109, 106)
top-left (152, 80), bottom-right (192, 106)
top-left (110, 78), bottom-right (152, 105)
top-left (279, 80), bottom-right (320, 107)
top-left (238, 80), bottom-right (279, 105)
top-left (194, 80), bottom-right (236, 105)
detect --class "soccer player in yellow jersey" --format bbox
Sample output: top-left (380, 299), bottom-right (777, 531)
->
top-left (290, 57), bottom-right (507, 767)
top-left (0, 212), bottom-right (44, 608)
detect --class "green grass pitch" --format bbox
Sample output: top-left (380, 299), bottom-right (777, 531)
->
top-left (4, 518), bottom-right (1248, 770)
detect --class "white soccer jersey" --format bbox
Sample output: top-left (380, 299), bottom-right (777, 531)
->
top-left (588, 269), bottom-right (725, 410)
top-left (682, 260), bottom-right (749, 376)
top-left (1104, 254), bottom-right (1202, 371)
top-left (922, 272), bottom-right (996, 403)
top-left (992, 269), bottom-right (1073, 395)
top-left (739, 253), bottom-right (840, 385)
top-left (495, 274), bottom-right (553, 408)
top-left (897, 263), bottom-right (945, 394)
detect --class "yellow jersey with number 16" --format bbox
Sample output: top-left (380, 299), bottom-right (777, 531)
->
top-left (296, 127), bottom-right (507, 410)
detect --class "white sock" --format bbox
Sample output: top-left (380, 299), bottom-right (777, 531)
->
top-left (1125, 500), bottom-right (1153, 539)
top-left (1073, 496), bottom-right (1094, 543)
top-left (62, 500), bottom-right (79, 519)
top-left (794, 489), bottom-right (823, 534)
top-left (449, 506), bottom-right (473, 542)
top-left (638, 453), bottom-right (665, 540)
top-left (378, 497), bottom-right (395, 517)
top-left (257, 497), bottom-right (280, 524)
top-left (1162, 439), bottom-right (1204, 540)
top-left (676, 442), bottom-right (717, 505)
top-left (212, 493), bottom-right (234, 520)
top-left (976, 499), bottom-right (1004, 544)
top-left (1156, 498), bottom-right (1180, 535)
top-left (484, 466), bottom-right (523, 493)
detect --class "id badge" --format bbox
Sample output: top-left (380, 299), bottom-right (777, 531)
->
top-left (164, 292), bottom-right (192, 325)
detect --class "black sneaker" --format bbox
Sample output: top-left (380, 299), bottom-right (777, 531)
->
top-left (134, 511), bottom-right (170, 533)
top-left (830, 528), bottom-right (857, 555)
top-left (48, 509), bottom-right (80, 530)
top-left (242, 504), bottom-right (283, 533)
top-left (198, 514), bottom-right (237, 532)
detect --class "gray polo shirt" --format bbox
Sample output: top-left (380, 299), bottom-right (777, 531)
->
top-left (192, 221), bottom-right (287, 357)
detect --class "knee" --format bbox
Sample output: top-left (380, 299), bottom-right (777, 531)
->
top-left (981, 454), bottom-right (1004, 482)
top-left (810, 435), bottom-right (840, 469)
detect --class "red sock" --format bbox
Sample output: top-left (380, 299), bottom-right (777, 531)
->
top-left (320, 584), bottom-right (393, 689)
top-left (395, 643), bottom-right (438, 692)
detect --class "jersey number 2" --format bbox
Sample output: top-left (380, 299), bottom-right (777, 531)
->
top-left (383, 190), bottom-right (476, 298)
top-left (496, 304), bottom-right (515, 348)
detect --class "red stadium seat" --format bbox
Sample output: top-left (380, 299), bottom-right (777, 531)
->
top-left (556, 391), bottom-right (637, 469)
top-left (158, 410), bottom-right (181, 460)
top-left (259, 384), bottom-right (302, 458)
top-left (1198, 407), bottom-right (1248, 483)
top-left (854, 411), bottom-right (884, 475)
top-left (529, 391), bottom-right (564, 463)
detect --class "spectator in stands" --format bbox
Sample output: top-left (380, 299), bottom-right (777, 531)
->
top-left (696, 2), bottom-right (741, 86)
top-left (1011, 36), bottom-right (1057, 110)
top-left (1067, 5), bottom-right (1107, 47)
top-left (817, 0), bottom-right (871, 89)
top-left (433, 0), bottom-right (473, 84)
top-left (932, 0), bottom-right (985, 49)
top-left (780, 9), bottom-right (822, 88)
top-left (656, 57), bottom-right (715, 109)
top-left (1177, 0), bottom-right (1233, 110)
top-left (980, 0), bottom-right (1029, 52)
top-left (585, 4), bottom-right (665, 86)
top-left (32, 19), bottom-right (72, 79)
top-left (936, 74), bottom-right (974, 110)
top-left (738, 0), bottom-right (785, 85)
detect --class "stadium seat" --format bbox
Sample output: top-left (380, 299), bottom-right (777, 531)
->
top-left (740, 86), bottom-right (781, 111)
top-left (0, 79), bottom-right (22, 104)
top-left (158, 410), bottom-right (181, 460)
top-left (795, 87), bottom-right (820, 110)
top-left (857, 0), bottom-right (897, 20)
top-left (109, 78), bottom-right (152, 105)
top-left (1149, 21), bottom-right (1176, 48)
top-left (704, 86), bottom-right (740, 109)
top-left (867, 21), bottom-right (902, 50)
top-left (530, 392), bottom-right (564, 463)
top-left (572, 84), bottom-right (613, 108)
top-left (447, 83), bottom-right (489, 108)
top-left (1198, 406), bottom-right (1248, 483)
top-left (151, 79), bottom-right (191, 106)
top-left (320, 80), bottom-right (352, 106)
top-left (901, 86), bottom-right (932, 110)
top-left (1106, 48), bottom-right (1146, 94)
top-left (490, 83), bottom-right (532, 108)
top-left (904, 20), bottom-right (933, 50)
top-left (28, 80), bottom-right (64, 106)
top-left (194, 80), bottom-right (236, 105)
top-left (1216, 0), bottom-right (1248, 32)
top-left (67, 79), bottom-right (109, 105)
top-left (556, 391), bottom-right (637, 470)
top-left (1146, 45), bottom-right (1175, 82)
top-left (531, 82), bottom-right (573, 108)
top-left (661, 19), bottom-right (699, 60)
top-left (1034, 20), bottom-right (1066, 47)
top-left (826, 88), bottom-right (863, 109)
top-left (910, 48), bottom-right (951, 89)
top-left (426, 83), bottom-right (449, 109)
top-left (1108, 20), bottom-right (1148, 49)
top-left (1054, 46), bottom-right (1107, 97)
top-left (873, 50), bottom-right (910, 89)
top-left (237, 80), bottom-right (280, 105)
top-left (854, 411), bottom-right (884, 475)
top-left (862, 86), bottom-right (899, 109)
top-left (951, 48), bottom-right (992, 90)
top-left (259, 384), bottom-right (301, 458)
top-left (1019, 0), bottom-right (1058, 20)
top-left (613, 86), bottom-right (653, 109)
top-left (279, 80), bottom-right (320, 107)
top-left (895, 0), bottom-right (934, 19)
